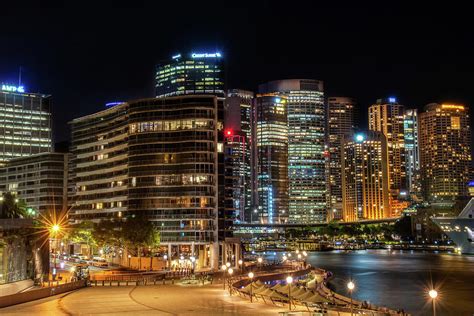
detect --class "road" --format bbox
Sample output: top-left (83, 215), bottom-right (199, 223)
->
top-left (1, 284), bottom-right (287, 315)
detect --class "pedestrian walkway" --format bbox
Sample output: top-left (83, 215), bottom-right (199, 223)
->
top-left (0, 280), bottom-right (34, 297)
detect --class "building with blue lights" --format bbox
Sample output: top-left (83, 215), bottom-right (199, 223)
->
top-left (0, 85), bottom-right (52, 164)
top-left (155, 52), bottom-right (225, 98)
top-left (404, 109), bottom-right (421, 200)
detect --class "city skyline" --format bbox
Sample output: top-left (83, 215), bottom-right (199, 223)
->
top-left (1, 2), bottom-right (473, 144)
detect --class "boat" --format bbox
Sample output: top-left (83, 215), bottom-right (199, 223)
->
top-left (432, 198), bottom-right (474, 254)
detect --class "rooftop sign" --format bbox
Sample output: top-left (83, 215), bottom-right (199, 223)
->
top-left (191, 52), bottom-right (222, 58)
top-left (1, 84), bottom-right (25, 93)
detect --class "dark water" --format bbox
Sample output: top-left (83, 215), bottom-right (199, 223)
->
top-left (305, 250), bottom-right (474, 315)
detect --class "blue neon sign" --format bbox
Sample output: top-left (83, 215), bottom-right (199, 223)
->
top-left (191, 52), bottom-right (222, 58)
top-left (2, 84), bottom-right (25, 93)
top-left (105, 102), bottom-right (123, 107)
top-left (172, 54), bottom-right (181, 59)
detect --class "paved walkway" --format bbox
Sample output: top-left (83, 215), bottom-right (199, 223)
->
top-left (0, 280), bottom-right (34, 297)
top-left (0, 284), bottom-right (289, 315)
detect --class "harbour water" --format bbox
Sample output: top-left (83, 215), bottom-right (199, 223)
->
top-left (305, 250), bottom-right (474, 315)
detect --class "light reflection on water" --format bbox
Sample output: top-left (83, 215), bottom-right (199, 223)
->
top-left (303, 250), bottom-right (474, 315)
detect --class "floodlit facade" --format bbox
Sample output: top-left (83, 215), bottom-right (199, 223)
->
top-left (70, 96), bottom-right (222, 269)
top-left (342, 132), bottom-right (390, 221)
top-left (224, 90), bottom-right (253, 223)
top-left (327, 97), bottom-right (355, 220)
top-left (404, 109), bottom-right (421, 200)
top-left (368, 98), bottom-right (407, 216)
top-left (258, 79), bottom-right (326, 224)
top-left (254, 93), bottom-right (289, 224)
top-left (155, 52), bottom-right (224, 98)
top-left (0, 85), bottom-right (52, 164)
top-left (0, 153), bottom-right (68, 215)
top-left (419, 103), bottom-right (472, 205)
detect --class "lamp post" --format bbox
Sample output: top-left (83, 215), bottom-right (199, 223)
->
top-left (286, 276), bottom-right (293, 311)
top-left (190, 256), bottom-right (196, 275)
top-left (429, 289), bottom-right (438, 316)
top-left (228, 268), bottom-right (233, 295)
top-left (221, 264), bottom-right (227, 290)
top-left (257, 257), bottom-right (262, 270)
top-left (128, 254), bottom-right (131, 267)
top-left (347, 281), bottom-right (355, 316)
top-left (238, 259), bottom-right (243, 272)
top-left (248, 272), bottom-right (254, 303)
top-left (50, 224), bottom-right (61, 281)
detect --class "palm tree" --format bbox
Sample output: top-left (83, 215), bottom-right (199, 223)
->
top-left (1, 192), bottom-right (27, 219)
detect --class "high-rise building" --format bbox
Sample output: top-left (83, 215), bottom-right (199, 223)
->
top-left (0, 152), bottom-right (68, 215)
top-left (258, 79), bottom-right (326, 224)
top-left (254, 93), bottom-right (289, 224)
top-left (419, 103), bottom-right (472, 206)
top-left (224, 90), bottom-right (253, 223)
top-left (155, 52), bottom-right (224, 98)
top-left (70, 96), bottom-right (223, 269)
top-left (404, 109), bottom-right (421, 200)
top-left (342, 132), bottom-right (390, 221)
top-left (0, 84), bottom-right (52, 164)
top-left (327, 97), bottom-right (355, 220)
top-left (368, 98), bottom-right (407, 216)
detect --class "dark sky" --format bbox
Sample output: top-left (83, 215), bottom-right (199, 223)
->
top-left (1, 1), bottom-right (473, 143)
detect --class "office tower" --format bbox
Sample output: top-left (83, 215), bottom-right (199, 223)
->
top-left (404, 109), bottom-right (421, 200)
top-left (327, 97), bottom-right (355, 220)
top-left (0, 153), bottom-right (68, 215)
top-left (258, 79), bottom-right (326, 224)
top-left (70, 96), bottom-right (222, 269)
top-left (368, 97), bottom-right (407, 216)
top-left (341, 132), bottom-right (390, 221)
top-left (224, 89), bottom-right (253, 223)
top-left (419, 103), bottom-right (472, 206)
top-left (155, 52), bottom-right (224, 98)
top-left (254, 93), bottom-right (289, 224)
top-left (0, 84), bottom-right (52, 164)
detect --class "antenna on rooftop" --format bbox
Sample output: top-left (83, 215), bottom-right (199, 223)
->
top-left (18, 66), bottom-right (22, 86)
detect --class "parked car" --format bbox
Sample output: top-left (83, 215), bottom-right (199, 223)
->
top-left (90, 258), bottom-right (108, 267)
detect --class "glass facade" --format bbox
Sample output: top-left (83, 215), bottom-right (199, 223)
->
top-left (404, 109), bottom-right (421, 199)
top-left (419, 103), bottom-right (472, 205)
top-left (327, 97), bottom-right (355, 220)
top-left (155, 53), bottom-right (224, 98)
top-left (0, 90), bottom-right (52, 164)
top-left (254, 94), bottom-right (288, 224)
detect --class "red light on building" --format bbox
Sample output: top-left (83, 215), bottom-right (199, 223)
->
top-left (225, 129), bottom-right (233, 136)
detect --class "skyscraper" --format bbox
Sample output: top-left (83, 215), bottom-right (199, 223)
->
top-left (258, 79), bottom-right (326, 224)
top-left (0, 84), bottom-right (52, 164)
top-left (254, 93), bottom-right (288, 224)
top-left (368, 98), bottom-right (407, 216)
top-left (342, 132), bottom-right (390, 221)
top-left (70, 96), bottom-right (222, 269)
top-left (224, 90), bottom-right (253, 222)
top-left (419, 103), bottom-right (472, 206)
top-left (327, 97), bottom-right (355, 220)
top-left (404, 109), bottom-right (421, 200)
top-left (155, 52), bottom-right (224, 98)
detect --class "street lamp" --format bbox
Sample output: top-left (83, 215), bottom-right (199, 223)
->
top-left (128, 254), bottom-right (131, 267)
top-left (221, 264), bottom-right (228, 290)
top-left (49, 224), bottom-right (61, 281)
top-left (248, 272), bottom-right (254, 303)
top-left (190, 256), bottom-right (196, 274)
top-left (228, 268), bottom-right (234, 295)
top-left (283, 255), bottom-right (287, 261)
top-left (429, 289), bottom-right (438, 316)
top-left (286, 276), bottom-right (293, 311)
top-left (347, 281), bottom-right (355, 316)
top-left (226, 262), bottom-right (231, 268)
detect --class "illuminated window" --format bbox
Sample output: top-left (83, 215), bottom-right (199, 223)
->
top-left (451, 116), bottom-right (460, 130)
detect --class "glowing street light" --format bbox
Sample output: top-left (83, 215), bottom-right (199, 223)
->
top-left (283, 255), bottom-right (287, 261)
top-left (429, 289), bottom-right (438, 316)
top-left (51, 224), bottom-right (60, 234)
top-left (226, 262), bottom-right (231, 268)
top-left (286, 276), bottom-right (293, 311)
top-left (222, 264), bottom-right (228, 290)
top-left (347, 281), bottom-right (355, 316)
top-left (248, 272), bottom-right (254, 303)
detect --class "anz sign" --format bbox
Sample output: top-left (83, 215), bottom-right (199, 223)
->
top-left (1, 84), bottom-right (25, 93)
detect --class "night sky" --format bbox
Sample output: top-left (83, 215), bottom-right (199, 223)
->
top-left (1, 2), bottom-right (473, 143)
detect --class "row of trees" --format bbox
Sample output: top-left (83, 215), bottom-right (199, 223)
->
top-left (65, 214), bottom-right (161, 261)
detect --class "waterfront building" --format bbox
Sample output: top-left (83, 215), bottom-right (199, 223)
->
top-left (327, 97), bottom-right (355, 220)
top-left (70, 96), bottom-right (223, 269)
top-left (403, 109), bottom-right (421, 200)
top-left (224, 89), bottom-right (253, 223)
top-left (254, 93), bottom-right (289, 224)
top-left (0, 84), bottom-right (52, 164)
top-left (0, 152), bottom-right (68, 215)
top-left (368, 98), bottom-right (407, 216)
top-left (258, 79), bottom-right (326, 224)
top-left (419, 103), bottom-right (472, 206)
top-left (155, 52), bottom-right (224, 98)
top-left (341, 132), bottom-right (390, 221)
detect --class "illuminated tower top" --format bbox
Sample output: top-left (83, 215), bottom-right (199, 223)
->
top-left (155, 51), bottom-right (225, 98)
